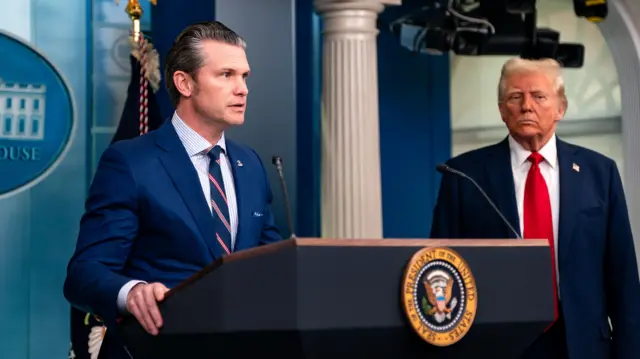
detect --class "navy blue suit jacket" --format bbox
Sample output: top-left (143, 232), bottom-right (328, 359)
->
top-left (430, 137), bottom-right (640, 359)
top-left (63, 122), bottom-right (282, 330)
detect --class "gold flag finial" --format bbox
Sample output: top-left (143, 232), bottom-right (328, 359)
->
top-left (115, 0), bottom-right (157, 43)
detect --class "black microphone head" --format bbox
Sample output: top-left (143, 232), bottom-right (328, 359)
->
top-left (272, 156), bottom-right (282, 166)
top-left (436, 164), bottom-right (449, 174)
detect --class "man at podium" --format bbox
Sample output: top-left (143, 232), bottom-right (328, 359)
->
top-left (63, 21), bottom-right (282, 358)
top-left (431, 58), bottom-right (640, 359)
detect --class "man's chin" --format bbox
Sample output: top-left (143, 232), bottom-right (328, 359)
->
top-left (510, 127), bottom-right (541, 139)
top-left (224, 116), bottom-right (245, 126)
top-left (514, 123), bottom-right (540, 133)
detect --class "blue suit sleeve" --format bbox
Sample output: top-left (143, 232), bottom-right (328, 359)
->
top-left (260, 183), bottom-right (283, 245)
top-left (606, 162), bottom-right (640, 359)
top-left (430, 162), bottom-right (461, 239)
top-left (63, 145), bottom-right (139, 325)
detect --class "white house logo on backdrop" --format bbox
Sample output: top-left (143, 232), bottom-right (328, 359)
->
top-left (0, 30), bottom-right (75, 199)
top-left (0, 81), bottom-right (47, 141)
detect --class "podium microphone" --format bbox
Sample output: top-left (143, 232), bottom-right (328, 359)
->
top-left (436, 163), bottom-right (522, 240)
top-left (272, 156), bottom-right (297, 240)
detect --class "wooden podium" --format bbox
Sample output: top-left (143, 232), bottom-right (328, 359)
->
top-left (115, 238), bottom-right (555, 359)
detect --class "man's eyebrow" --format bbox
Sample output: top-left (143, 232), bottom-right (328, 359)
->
top-left (219, 67), bottom-right (250, 73)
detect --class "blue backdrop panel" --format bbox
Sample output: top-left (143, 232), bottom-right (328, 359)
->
top-left (378, 2), bottom-right (452, 238)
top-left (295, 0), bottom-right (322, 237)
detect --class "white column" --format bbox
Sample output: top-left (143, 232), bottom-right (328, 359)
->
top-left (315, 0), bottom-right (398, 239)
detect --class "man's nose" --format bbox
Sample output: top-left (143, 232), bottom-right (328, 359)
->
top-left (235, 78), bottom-right (248, 96)
top-left (521, 93), bottom-right (534, 110)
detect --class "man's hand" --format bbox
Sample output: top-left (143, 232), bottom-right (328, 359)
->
top-left (126, 282), bottom-right (169, 335)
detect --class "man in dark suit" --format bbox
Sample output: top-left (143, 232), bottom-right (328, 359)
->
top-left (63, 21), bottom-right (282, 357)
top-left (431, 58), bottom-right (640, 359)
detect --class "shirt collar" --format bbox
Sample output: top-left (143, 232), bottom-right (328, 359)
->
top-left (171, 112), bottom-right (226, 157)
top-left (508, 133), bottom-right (557, 169)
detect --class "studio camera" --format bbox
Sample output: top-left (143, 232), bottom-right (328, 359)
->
top-left (389, 0), bottom-right (608, 68)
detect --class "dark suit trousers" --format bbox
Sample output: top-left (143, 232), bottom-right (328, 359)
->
top-left (520, 304), bottom-right (569, 359)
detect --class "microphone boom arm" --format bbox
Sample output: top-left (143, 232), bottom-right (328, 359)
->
top-left (272, 156), bottom-right (297, 240)
top-left (437, 164), bottom-right (522, 240)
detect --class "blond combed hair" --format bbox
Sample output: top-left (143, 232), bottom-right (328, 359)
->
top-left (497, 57), bottom-right (568, 110)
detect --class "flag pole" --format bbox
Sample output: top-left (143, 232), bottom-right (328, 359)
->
top-left (120, 0), bottom-right (160, 135)
top-left (127, 1), bottom-right (142, 43)
top-left (123, 0), bottom-right (153, 44)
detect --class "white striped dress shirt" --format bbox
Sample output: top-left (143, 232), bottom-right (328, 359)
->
top-left (171, 113), bottom-right (239, 247)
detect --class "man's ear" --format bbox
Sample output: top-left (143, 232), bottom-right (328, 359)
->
top-left (556, 98), bottom-right (568, 121)
top-left (173, 71), bottom-right (195, 98)
top-left (498, 102), bottom-right (508, 124)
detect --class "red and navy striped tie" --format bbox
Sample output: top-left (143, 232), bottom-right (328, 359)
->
top-left (207, 145), bottom-right (232, 255)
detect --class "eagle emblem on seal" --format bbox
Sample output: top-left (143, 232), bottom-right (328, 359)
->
top-left (422, 269), bottom-right (458, 323)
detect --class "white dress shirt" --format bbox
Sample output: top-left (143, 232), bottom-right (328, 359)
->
top-left (508, 134), bottom-right (560, 287)
top-left (116, 113), bottom-right (239, 313)
top-left (171, 113), bottom-right (239, 240)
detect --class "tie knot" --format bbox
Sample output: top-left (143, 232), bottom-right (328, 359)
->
top-left (528, 152), bottom-right (544, 165)
top-left (207, 145), bottom-right (224, 160)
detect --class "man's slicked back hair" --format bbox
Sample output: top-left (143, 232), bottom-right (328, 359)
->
top-left (164, 21), bottom-right (246, 107)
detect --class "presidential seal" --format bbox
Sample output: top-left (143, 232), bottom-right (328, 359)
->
top-left (401, 247), bottom-right (477, 347)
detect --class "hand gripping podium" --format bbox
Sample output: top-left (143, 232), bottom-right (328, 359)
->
top-left (117, 238), bottom-right (555, 359)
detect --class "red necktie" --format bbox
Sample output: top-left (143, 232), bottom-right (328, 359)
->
top-left (523, 152), bottom-right (559, 328)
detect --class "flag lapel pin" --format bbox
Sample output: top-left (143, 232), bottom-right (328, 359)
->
top-left (237, 160), bottom-right (243, 167)
top-left (572, 163), bottom-right (580, 172)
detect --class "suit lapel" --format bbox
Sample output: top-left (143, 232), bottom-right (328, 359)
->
top-left (225, 140), bottom-right (251, 250)
top-left (485, 137), bottom-right (521, 239)
top-left (557, 138), bottom-right (580, 265)
top-left (154, 123), bottom-right (227, 259)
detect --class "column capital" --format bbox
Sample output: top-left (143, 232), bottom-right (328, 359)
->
top-left (314, 0), bottom-right (400, 36)
top-left (313, 0), bottom-right (396, 15)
